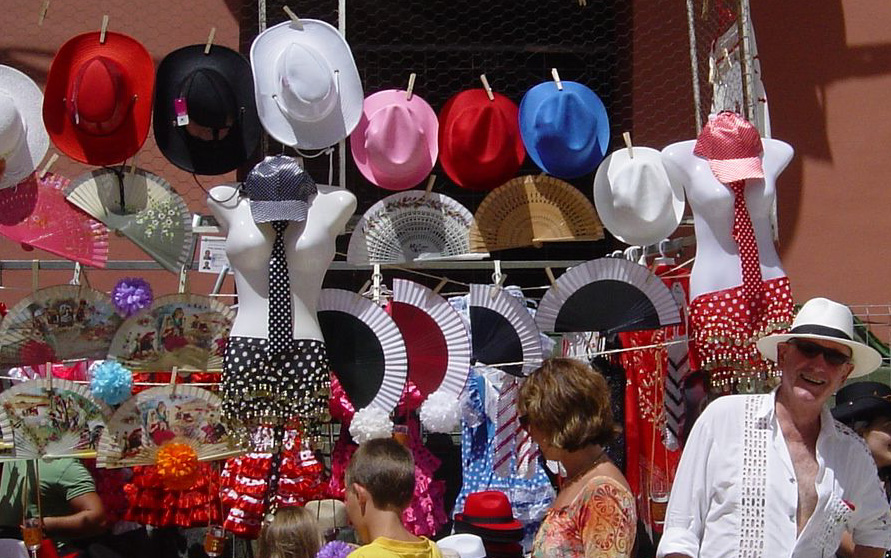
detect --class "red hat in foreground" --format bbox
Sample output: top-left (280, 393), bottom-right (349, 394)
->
top-left (453, 490), bottom-right (524, 543)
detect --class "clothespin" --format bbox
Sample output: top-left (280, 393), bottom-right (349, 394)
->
top-left (178, 265), bottom-right (188, 294)
top-left (358, 279), bottom-right (372, 298)
top-left (45, 361), bottom-right (53, 391)
top-left (69, 262), bottom-right (82, 286)
top-left (31, 260), bottom-right (39, 292)
top-left (423, 174), bottom-right (436, 199)
top-left (371, 264), bottom-right (383, 305)
top-left (211, 265), bottom-right (230, 295)
top-left (100, 15), bottom-right (109, 44)
top-left (432, 277), bottom-right (449, 295)
top-left (550, 68), bottom-right (563, 91)
top-left (544, 267), bottom-right (559, 293)
top-left (38, 153), bottom-right (58, 179)
top-left (479, 74), bottom-right (495, 101)
top-left (405, 72), bottom-right (416, 101)
top-left (623, 132), bottom-right (633, 158)
top-left (204, 27), bottom-right (217, 55)
top-left (283, 6), bottom-right (304, 30)
top-left (489, 260), bottom-right (506, 299)
top-left (169, 366), bottom-right (179, 395)
top-left (38, 0), bottom-right (50, 26)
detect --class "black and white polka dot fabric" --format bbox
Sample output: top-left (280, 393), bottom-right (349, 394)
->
top-left (268, 221), bottom-right (291, 353)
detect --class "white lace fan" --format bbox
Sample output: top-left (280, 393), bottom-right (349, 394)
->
top-left (468, 284), bottom-right (543, 377)
top-left (0, 378), bottom-right (111, 460)
top-left (97, 385), bottom-right (240, 469)
top-left (108, 294), bottom-right (235, 371)
top-left (534, 257), bottom-right (681, 334)
top-left (391, 278), bottom-right (471, 399)
top-left (317, 288), bottom-right (408, 413)
top-left (65, 167), bottom-right (194, 273)
top-left (347, 190), bottom-right (486, 264)
top-left (0, 285), bottom-right (123, 366)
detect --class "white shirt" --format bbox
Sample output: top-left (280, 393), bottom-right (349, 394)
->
top-left (657, 391), bottom-right (891, 558)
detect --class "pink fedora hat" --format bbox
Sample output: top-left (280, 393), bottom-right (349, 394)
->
top-left (350, 89), bottom-right (438, 191)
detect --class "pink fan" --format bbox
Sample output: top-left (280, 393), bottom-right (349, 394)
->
top-left (0, 173), bottom-right (109, 268)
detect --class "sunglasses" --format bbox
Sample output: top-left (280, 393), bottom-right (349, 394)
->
top-left (789, 339), bottom-right (852, 367)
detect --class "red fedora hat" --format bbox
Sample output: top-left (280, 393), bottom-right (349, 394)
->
top-left (43, 31), bottom-right (154, 165)
top-left (453, 490), bottom-right (524, 542)
top-left (438, 89), bottom-right (524, 191)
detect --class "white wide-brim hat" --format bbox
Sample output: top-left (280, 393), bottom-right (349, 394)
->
top-left (251, 19), bottom-right (363, 149)
top-left (593, 146), bottom-right (685, 246)
top-left (756, 297), bottom-right (882, 378)
top-left (437, 534), bottom-right (486, 558)
top-left (304, 499), bottom-right (348, 533)
top-left (0, 65), bottom-right (49, 190)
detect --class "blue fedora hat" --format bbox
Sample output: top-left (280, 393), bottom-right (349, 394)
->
top-left (519, 81), bottom-right (609, 179)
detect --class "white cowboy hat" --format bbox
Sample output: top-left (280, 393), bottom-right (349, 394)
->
top-left (0, 65), bottom-right (48, 190)
top-left (251, 19), bottom-right (363, 149)
top-left (437, 534), bottom-right (486, 558)
top-left (756, 297), bottom-right (882, 378)
top-left (304, 499), bottom-right (348, 533)
top-left (592, 146), bottom-right (684, 247)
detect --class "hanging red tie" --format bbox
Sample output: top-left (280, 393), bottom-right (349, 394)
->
top-left (728, 180), bottom-right (763, 305)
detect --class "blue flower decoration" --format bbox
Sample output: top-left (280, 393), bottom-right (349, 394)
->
top-left (90, 360), bottom-right (133, 406)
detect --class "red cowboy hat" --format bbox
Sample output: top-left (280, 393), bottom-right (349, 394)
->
top-left (453, 490), bottom-right (524, 542)
top-left (43, 31), bottom-right (154, 165)
top-left (438, 89), bottom-right (524, 191)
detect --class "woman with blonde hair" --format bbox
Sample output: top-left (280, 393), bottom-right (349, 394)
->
top-left (518, 357), bottom-right (637, 558)
top-left (258, 507), bottom-right (323, 558)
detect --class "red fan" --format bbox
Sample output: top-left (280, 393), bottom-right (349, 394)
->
top-left (0, 173), bottom-right (109, 268)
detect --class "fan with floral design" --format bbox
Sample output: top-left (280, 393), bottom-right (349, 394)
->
top-left (65, 167), bottom-right (194, 273)
top-left (97, 385), bottom-right (240, 469)
top-left (0, 378), bottom-right (111, 460)
top-left (0, 285), bottom-right (123, 365)
top-left (107, 294), bottom-right (234, 371)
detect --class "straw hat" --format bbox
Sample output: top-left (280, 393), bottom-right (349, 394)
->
top-left (251, 19), bottom-right (363, 149)
top-left (0, 65), bottom-right (48, 189)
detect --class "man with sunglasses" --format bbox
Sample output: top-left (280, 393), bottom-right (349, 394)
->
top-left (658, 298), bottom-right (891, 558)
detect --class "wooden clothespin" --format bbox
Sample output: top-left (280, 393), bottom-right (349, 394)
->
top-left (544, 267), bottom-right (559, 293)
top-left (371, 264), bottom-right (383, 305)
top-left (70, 262), bottom-right (82, 286)
top-left (204, 27), bottom-right (217, 55)
top-left (38, 153), bottom-right (58, 179)
top-left (432, 277), bottom-right (449, 295)
top-left (489, 260), bottom-right (506, 299)
top-left (405, 73), bottom-right (416, 101)
top-left (169, 366), bottom-right (179, 395)
top-left (178, 265), bottom-right (189, 294)
top-left (283, 6), bottom-right (304, 30)
top-left (99, 15), bottom-right (109, 44)
top-left (479, 74), bottom-right (495, 101)
top-left (45, 361), bottom-right (54, 392)
top-left (623, 131), bottom-right (633, 158)
top-left (31, 260), bottom-right (39, 292)
top-left (550, 68), bottom-right (563, 91)
top-left (423, 174), bottom-right (436, 199)
top-left (38, 0), bottom-right (50, 26)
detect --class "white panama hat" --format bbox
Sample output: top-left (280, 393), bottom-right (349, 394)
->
top-left (593, 146), bottom-right (685, 247)
top-left (437, 534), bottom-right (487, 558)
top-left (756, 297), bottom-right (882, 378)
top-left (251, 19), bottom-right (363, 150)
top-left (0, 65), bottom-right (49, 190)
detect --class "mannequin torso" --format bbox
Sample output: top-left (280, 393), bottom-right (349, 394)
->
top-left (661, 139), bottom-right (794, 301)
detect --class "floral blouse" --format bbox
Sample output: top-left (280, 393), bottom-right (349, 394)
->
top-left (531, 476), bottom-right (636, 558)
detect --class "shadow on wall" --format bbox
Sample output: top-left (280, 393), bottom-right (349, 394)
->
top-left (752, 0), bottom-right (891, 248)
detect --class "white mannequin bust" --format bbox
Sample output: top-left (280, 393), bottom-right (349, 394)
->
top-left (661, 138), bottom-right (793, 301)
top-left (207, 183), bottom-right (357, 341)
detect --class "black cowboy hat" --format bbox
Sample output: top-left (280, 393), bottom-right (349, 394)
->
top-left (832, 381), bottom-right (891, 425)
top-left (154, 44), bottom-right (260, 175)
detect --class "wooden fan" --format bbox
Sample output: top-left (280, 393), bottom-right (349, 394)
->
top-left (108, 294), bottom-right (235, 371)
top-left (0, 285), bottom-right (123, 365)
top-left (65, 167), bottom-right (194, 273)
top-left (97, 385), bottom-right (241, 469)
top-left (0, 378), bottom-right (111, 460)
top-left (468, 175), bottom-right (603, 252)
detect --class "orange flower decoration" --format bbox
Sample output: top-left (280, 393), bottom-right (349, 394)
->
top-left (155, 442), bottom-right (199, 490)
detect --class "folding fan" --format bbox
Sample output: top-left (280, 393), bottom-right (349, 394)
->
top-left (0, 378), bottom-right (111, 460)
top-left (0, 173), bottom-right (109, 268)
top-left (347, 190), bottom-right (486, 264)
top-left (534, 257), bottom-right (682, 334)
top-left (65, 167), bottom-right (194, 273)
top-left (317, 288), bottom-right (408, 413)
top-left (390, 278), bottom-right (471, 399)
top-left (0, 285), bottom-right (123, 365)
top-left (468, 175), bottom-right (604, 252)
top-left (108, 293), bottom-right (235, 371)
top-left (97, 385), bottom-right (240, 468)
top-left (468, 283), bottom-right (543, 377)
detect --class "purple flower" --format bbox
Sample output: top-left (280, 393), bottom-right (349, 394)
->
top-left (315, 541), bottom-right (353, 558)
top-left (112, 277), bottom-right (154, 317)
